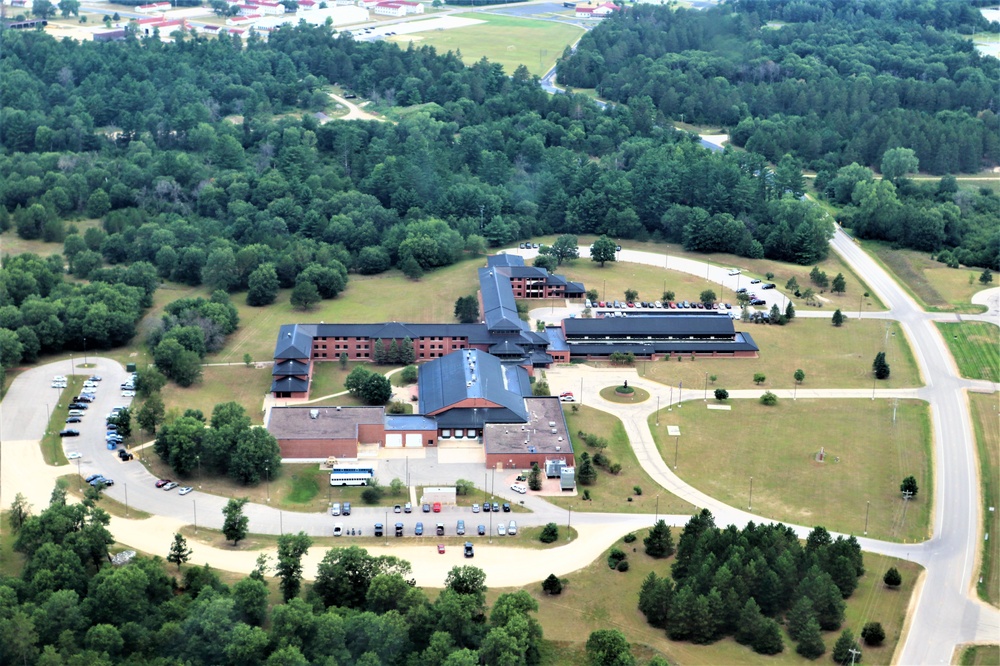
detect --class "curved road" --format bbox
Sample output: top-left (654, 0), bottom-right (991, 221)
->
top-left (1, 229), bottom-right (997, 659)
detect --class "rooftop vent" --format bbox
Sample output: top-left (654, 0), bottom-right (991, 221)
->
top-left (550, 428), bottom-right (557, 434)
top-left (555, 446), bottom-right (561, 451)
top-left (309, 409), bottom-right (319, 419)
top-left (336, 406), bottom-right (341, 411)
top-left (548, 421), bottom-right (556, 427)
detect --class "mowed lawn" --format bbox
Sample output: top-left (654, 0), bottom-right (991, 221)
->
top-left (864, 241), bottom-right (991, 313)
top-left (390, 13), bottom-right (584, 77)
top-left (958, 644), bottom-right (1000, 665)
top-left (641, 318), bottom-right (921, 390)
top-left (545, 405), bottom-right (695, 516)
top-left (539, 234), bottom-right (883, 312)
top-left (494, 532), bottom-right (923, 665)
top-left (650, 399), bottom-right (932, 542)
top-left (204, 257), bottom-right (484, 364)
top-left (935, 322), bottom-right (1000, 382)
top-left (159, 365), bottom-right (273, 425)
top-left (970, 392), bottom-right (1000, 607)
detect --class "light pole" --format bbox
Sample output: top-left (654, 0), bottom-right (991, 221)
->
top-left (655, 395), bottom-right (659, 426)
top-left (673, 435), bottom-right (679, 469)
top-left (568, 505), bottom-right (572, 529)
top-left (197, 454), bottom-right (201, 489)
top-left (748, 476), bottom-right (753, 511)
top-left (859, 291), bottom-right (868, 319)
top-left (124, 482), bottom-right (128, 517)
top-left (265, 466), bottom-right (270, 502)
top-left (83, 336), bottom-right (87, 367)
top-left (193, 500), bottom-right (197, 534)
top-left (864, 500), bottom-right (870, 536)
top-left (655, 495), bottom-right (659, 523)
top-left (668, 386), bottom-right (673, 411)
top-left (703, 372), bottom-right (708, 401)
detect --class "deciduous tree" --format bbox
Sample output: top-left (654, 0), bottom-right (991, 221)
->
top-left (222, 498), bottom-right (249, 546)
top-left (590, 236), bottom-right (617, 267)
top-left (275, 531), bottom-right (312, 601)
top-left (167, 533), bottom-right (193, 570)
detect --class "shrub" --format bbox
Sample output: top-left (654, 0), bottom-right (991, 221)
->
top-left (607, 548), bottom-right (627, 569)
top-left (616, 559), bottom-right (630, 572)
top-left (361, 487), bottom-right (383, 504)
top-left (539, 522), bottom-right (559, 544)
top-left (400, 365), bottom-right (418, 383)
top-left (760, 391), bottom-right (778, 406)
top-left (609, 463), bottom-right (622, 474)
top-left (542, 573), bottom-right (563, 595)
top-left (633, 486), bottom-right (642, 495)
top-left (883, 567), bottom-right (901, 588)
top-left (714, 388), bottom-right (729, 401)
top-left (623, 533), bottom-right (637, 544)
top-left (861, 622), bottom-right (885, 646)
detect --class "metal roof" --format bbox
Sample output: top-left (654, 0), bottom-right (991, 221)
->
top-left (564, 313), bottom-right (736, 338)
top-left (270, 376), bottom-right (310, 393)
top-left (384, 414), bottom-right (438, 431)
top-left (418, 350), bottom-right (528, 422)
top-left (272, 359), bottom-right (310, 376)
top-left (273, 324), bottom-right (314, 359)
top-left (479, 268), bottom-right (526, 332)
top-left (486, 254), bottom-right (524, 268)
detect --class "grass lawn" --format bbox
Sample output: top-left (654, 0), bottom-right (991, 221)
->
top-left (498, 531), bottom-right (923, 665)
top-left (599, 385), bottom-right (650, 404)
top-left (970, 392), bottom-right (1000, 607)
top-left (862, 242), bottom-right (991, 313)
top-left (544, 405), bottom-right (695, 516)
top-left (650, 399), bottom-right (932, 542)
top-left (40, 375), bottom-right (88, 466)
top-left (389, 13), bottom-right (584, 78)
top-left (309, 359), bottom-right (369, 398)
top-left (532, 234), bottom-right (885, 312)
top-left (160, 365), bottom-right (273, 425)
top-left (935, 322), bottom-right (1000, 382)
top-left (0, 511), bottom-right (27, 578)
top-left (957, 644), bottom-right (1000, 665)
top-left (203, 256), bottom-right (484, 364)
top-left (640, 318), bottom-right (921, 391)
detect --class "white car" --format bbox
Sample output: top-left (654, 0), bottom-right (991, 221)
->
top-left (727, 268), bottom-right (741, 276)
top-left (67, 452), bottom-right (82, 460)
top-left (497, 523), bottom-right (506, 536)
top-left (508, 521), bottom-right (517, 535)
top-left (51, 382), bottom-right (67, 389)
top-left (510, 483), bottom-right (527, 494)
top-left (162, 482), bottom-right (178, 491)
top-left (121, 390), bottom-right (136, 397)
top-left (83, 381), bottom-right (98, 389)
top-left (333, 523), bottom-right (344, 536)
top-left (178, 486), bottom-right (193, 496)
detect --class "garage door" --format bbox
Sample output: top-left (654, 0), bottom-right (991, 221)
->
top-left (385, 434), bottom-right (403, 448)
top-left (405, 434), bottom-right (422, 448)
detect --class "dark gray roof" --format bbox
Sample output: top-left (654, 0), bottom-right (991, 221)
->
top-left (484, 397), bottom-right (573, 457)
top-left (418, 350), bottom-right (528, 422)
top-left (504, 266), bottom-right (549, 278)
top-left (489, 340), bottom-right (525, 355)
top-left (274, 325), bottom-right (314, 359)
top-left (272, 360), bottom-right (310, 376)
top-left (270, 376), bottom-right (310, 393)
top-left (563, 314), bottom-right (736, 338)
top-left (384, 414), bottom-right (438, 431)
top-left (565, 281), bottom-right (586, 295)
top-left (566, 331), bottom-right (759, 355)
top-left (486, 254), bottom-right (524, 268)
top-left (479, 268), bottom-right (525, 332)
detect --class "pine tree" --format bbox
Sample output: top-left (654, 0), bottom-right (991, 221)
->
top-left (387, 339), bottom-right (400, 364)
top-left (831, 273), bottom-right (846, 294)
top-left (751, 617), bottom-right (784, 655)
top-left (883, 567), bottom-right (902, 587)
top-left (832, 309), bottom-right (844, 327)
top-left (400, 338), bottom-right (415, 365)
top-left (872, 351), bottom-right (890, 379)
top-left (795, 617), bottom-right (826, 659)
top-left (542, 573), bottom-right (563, 595)
top-left (735, 599), bottom-right (763, 645)
top-left (643, 519), bottom-right (675, 558)
top-left (577, 452), bottom-right (597, 485)
top-left (786, 596), bottom-right (816, 642)
top-left (832, 629), bottom-right (861, 663)
top-left (638, 572), bottom-right (673, 628)
top-left (167, 532), bottom-right (193, 570)
top-left (373, 339), bottom-right (386, 364)
top-left (785, 300), bottom-right (796, 319)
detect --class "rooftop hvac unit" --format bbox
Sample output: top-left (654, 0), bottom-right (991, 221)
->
top-left (548, 421), bottom-right (556, 427)
top-left (336, 406), bottom-right (341, 411)
top-left (555, 446), bottom-right (561, 451)
top-left (309, 409), bottom-right (319, 419)
top-left (550, 428), bottom-right (557, 434)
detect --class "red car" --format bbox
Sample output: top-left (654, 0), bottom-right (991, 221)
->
top-left (155, 479), bottom-right (171, 488)
top-left (598, 301), bottom-right (606, 308)
top-left (437, 544), bottom-right (446, 554)
top-left (433, 502), bottom-right (442, 513)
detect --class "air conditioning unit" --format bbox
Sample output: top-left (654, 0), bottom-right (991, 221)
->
top-left (309, 409), bottom-right (319, 419)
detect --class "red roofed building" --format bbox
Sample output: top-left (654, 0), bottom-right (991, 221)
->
top-left (373, 1), bottom-right (404, 16)
top-left (575, 1), bottom-right (619, 18)
top-left (134, 1), bottom-right (170, 13)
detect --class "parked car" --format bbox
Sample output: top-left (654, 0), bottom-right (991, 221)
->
top-left (178, 486), bottom-right (193, 495)
top-left (492, 502), bottom-right (499, 512)
top-left (88, 376), bottom-right (102, 382)
top-left (163, 482), bottom-right (178, 491)
top-left (477, 524), bottom-right (486, 535)
top-left (560, 395), bottom-right (575, 402)
top-left (121, 390), bottom-right (136, 398)
top-left (91, 476), bottom-right (113, 487)
top-left (751, 298), bottom-right (767, 305)
top-left (482, 502), bottom-right (490, 513)
top-left (59, 429), bottom-right (80, 437)
top-left (69, 403), bottom-right (88, 410)
top-left (67, 452), bottom-right (82, 459)
top-left (464, 542), bottom-right (474, 558)
top-left (762, 283), bottom-right (776, 289)
top-left (422, 503), bottom-right (431, 513)
top-left (437, 544), bottom-right (446, 554)
top-left (374, 523), bottom-right (384, 537)
top-left (333, 523), bottom-right (343, 536)
top-left (85, 474), bottom-right (103, 483)
top-left (404, 502), bottom-right (412, 513)
top-left (457, 520), bottom-right (465, 535)
top-left (394, 504), bottom-right (402, 513)
top-left (117, 449), bottom-right (134, 461)
top-left (508, 521), bottom-right (517, 535)
top-left (415, 522), bottom-right (424, 536)
top-left (497, 523), bottom-right (506, 536)
top-left (436, 522), bottom-right (445, 536)
top-left (727, 268), bottom-right (741, 275)
top-left (433, 502), bottom-right (441, 513)
top-left (750, 278), bottom-right (761, 284)
top-left (343, 502), bottom-right (351, 515)
top-left (155, 479), bottom-right (171, 488)
top-left (395, 522), bottom-right (404, 537)
top-left (502, 503), bottom-right (511, 512)
top-left (331, 503), bottom-right (341, 516)
top-left (510, 484), bottom-right (527, 494)
top-left (472, 503), bottom-right (480, 513)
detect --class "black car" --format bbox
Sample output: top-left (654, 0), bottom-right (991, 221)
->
top-left (66, 416), bottom-right (82, 424)
top-left (91, 477), bottom-right (114, 487)
top-left (751, 298), bottom-right (767, 305)
top-left (482, 502), bottom-right (490, 513)
top-left (85, 473), bottom-right (103, 483)
top-left (750, 278), bottom-right (761, 284)
top-left (59, 429), bottom-right (80, 437)
top-left (118, 449), bottom-right (134, 461)
top-left (736, 287), bottom-right (747, 294)
top-left (502, 503), bottom-right (511, 513)
top-left (464, 542), bottom-right (474, 558)
top-left (343, 502), bottom-right (351, 516)
top-left (761, 283), bottom-right (776, 290)
top-left (69, 402), bottom-right (88, 410)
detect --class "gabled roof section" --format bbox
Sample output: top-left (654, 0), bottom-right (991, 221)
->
top-left (479, 268), bottom-right (525, 332)
top-left (272, 359), bottom-right (310, 376)
top-left (274, 324), bottom-right (315, 359)
top-left (563, 314), bottom-right (736, 337)
top-left (270, 376), bottom-right (309, 393)
top-left (486, 254), bottom-right (524, 268)
top-left (418, 350), bottom-right (528, 422)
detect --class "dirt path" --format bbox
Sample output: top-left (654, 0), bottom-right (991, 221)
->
top-left (327, 92), bottom-right (389, 123)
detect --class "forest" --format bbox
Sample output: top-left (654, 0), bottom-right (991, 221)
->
top-left (1, 0), bottom-right (997, 378)
top-left (0, 484), bottom-right (548, 665)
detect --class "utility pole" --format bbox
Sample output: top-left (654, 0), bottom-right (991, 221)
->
top-left (673, 435), bottom-right (679, 469)
top-left (124, 483), bottom-right (128, 517)
top-left (864, 500), bottom-right (870, 536)
top-left (568, 505), bottom-right (572, 528)
top-left (193, 500), bottom-right (197, 534)
top-left (703, 372), bottom-right (708, 401)
top-left (668, 386), bottom-right (673, 411)
top-left (848, 647), bottom-right (861, 666)
top-left (748, 476), bottom-right (753, 511)
top-left (655, 395), bottom-right (659, 426)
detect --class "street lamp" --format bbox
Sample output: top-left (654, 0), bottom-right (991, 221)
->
top-left (748, 476), bottom-right (753, 511)
top-left (194, 500), bottom-right (197, 534)
top-left (703, 372), bottom-right (708, 401)
top-left (655, 494), bottom-right (659, 523)
top-left (265, 466), bottom-right (270, 502)
top-left (124, 482), bottom-right (128, 517)
top-left (568, 505), bottom-right (572, 529)
top-left (864, 500), bottom-right (870, 536)
top-left (197, 454), bottom-right (201, 489)
top-left (673, 435), bottom-right (679, 469)
top-left (83, 337), bottom-right (87, 367)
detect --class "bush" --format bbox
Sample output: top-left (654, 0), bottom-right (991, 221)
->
top-left (609, 463), bottom-right (622, 475)
top-left (615, 559), bottom-right (630, 572)
top-left (539, 522), bottom-right (559, 544)
top-left (361, 487), bottom-right (384, 504)
top-left (386, 401), bottom-right (408, 414)
top-left (400, 365), bottom-right (418, 383)
top-left (542, 573), bottom-right (563, 595)
top-left (607, 548), bottom-right (627, 569)
top-left (633, 486), bottom-right (642, 495)
top-left (760, 391), bottom-right (778, 406)
top-left (861, 622), bottom-right (885, 646)
top-left (623, 533), bottom-right (637, 544)
top-left (714, 388), bottom-right (729, 401)
top-left (883, 567), bottom-right (901, 588)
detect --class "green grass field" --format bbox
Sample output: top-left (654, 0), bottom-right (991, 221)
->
top-left (970, 392), bottom-right (1000, 607)
top-left (863, 242), bottom-right (991, 313)
top-left (649, 399), bottom-right (932, 542)
top-left (640, 318), bottom-right (921, 391)
top-left (957, 644), bottom-right (1000, 665)
top-left (495, 532), bottom-right (923, 665)
top-left (936, 322), bottom-right (1000, 383)
top-left (41, 375), bottom-right (87, 466)
top-left (160, 364), bottom-right (273, 425)
top-left (543, 405), bottom-right (695, 516)
top-left (389, 13), bottom-right (584, 77)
